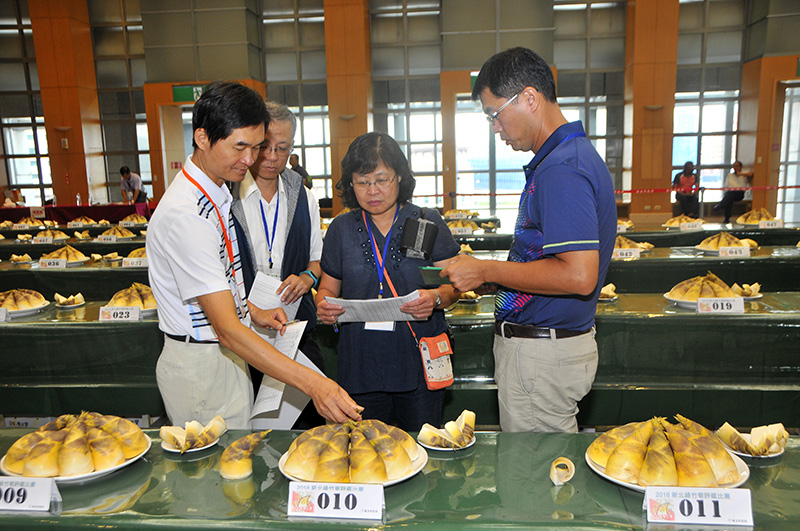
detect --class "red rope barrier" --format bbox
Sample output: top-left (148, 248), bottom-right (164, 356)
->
top-left (412, 184), bottom-right (800, 199)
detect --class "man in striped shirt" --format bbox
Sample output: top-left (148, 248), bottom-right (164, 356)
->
top-left (147, 81), bottom-right (362, 429)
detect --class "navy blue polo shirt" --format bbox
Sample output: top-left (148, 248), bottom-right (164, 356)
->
top-left (495, 121), bottom-right (616, 330)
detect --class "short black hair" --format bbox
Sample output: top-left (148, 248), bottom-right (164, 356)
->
top-left (192, 81), bottom-right (269, 149)
top-left (471, 47), bottom-right (557, 103)
top-left (336, 132), bottom-right (415, 209)
top-left (119, 166), bottom-right (130, 176)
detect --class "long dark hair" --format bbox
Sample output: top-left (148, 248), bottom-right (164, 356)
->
top-left (336, 132), bottom-right (416, 209)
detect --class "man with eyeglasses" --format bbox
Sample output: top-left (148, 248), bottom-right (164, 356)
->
top-left (231, 101), bottom-right (327, 429)
top-left (442, 47), bottom-right (616, 433)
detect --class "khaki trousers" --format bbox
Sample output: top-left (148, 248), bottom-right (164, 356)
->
top-left (156, 336), bottom-right (254, 429)
top-left (493, 328), bottom-right (597, 433)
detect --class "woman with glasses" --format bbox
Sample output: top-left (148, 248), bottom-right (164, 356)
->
top-left (315, 132), bottom-right (461, 431)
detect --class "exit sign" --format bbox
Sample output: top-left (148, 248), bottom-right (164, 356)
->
top-left (173, 85), bottom-right (206, 102)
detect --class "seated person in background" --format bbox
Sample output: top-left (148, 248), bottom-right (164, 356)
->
top-left (672, 161), bottom-right (699, 217)
top-left (714, 161), bottom-right (753, 223)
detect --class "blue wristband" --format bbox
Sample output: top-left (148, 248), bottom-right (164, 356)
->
top-left (300, 270), bottom-right (319, 289)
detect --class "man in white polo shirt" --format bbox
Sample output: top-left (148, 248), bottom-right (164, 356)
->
top-left (146, 81), bottom-right (362, 429)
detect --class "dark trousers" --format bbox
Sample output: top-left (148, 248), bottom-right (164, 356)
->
top-left (351, 381), bottom-right (445, 433)
top-left (676, 193), bottom-right (699, 217)
top-left (249, 331), bottom-right (326, 430)
top-left (714, 190), bottom-right (744, 222)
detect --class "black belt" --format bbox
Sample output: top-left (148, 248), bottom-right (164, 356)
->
top-left (494, 321), bottom-right (591, 339)
top-left (165, 333), bottom-right (218, 345)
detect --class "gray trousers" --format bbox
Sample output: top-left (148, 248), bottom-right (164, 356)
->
top-left (493, 327), bottom-right (598, 432)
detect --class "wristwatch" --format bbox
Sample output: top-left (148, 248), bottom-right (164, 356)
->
top-left (433, 290), bottom-right (442, 308)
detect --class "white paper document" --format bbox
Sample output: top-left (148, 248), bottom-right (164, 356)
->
top-left (251, 351), bottom-right (322, 430)
top-left (248, 271), bottom-right (300, 320)
top-left (249, 320), bottom-right (307, 420)
top-left (325, 290), bottom-right (423, 322)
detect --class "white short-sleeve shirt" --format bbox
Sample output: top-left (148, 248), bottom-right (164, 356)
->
top-left (147, 156), bottom-right (250, 340)
top-left (239, 170), bottom-right (322, 276)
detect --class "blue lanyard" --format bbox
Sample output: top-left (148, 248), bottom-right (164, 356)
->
top-left (363, 205), bottom-right (400, 298)
top-left (258, 192), bottom-right (279, 269)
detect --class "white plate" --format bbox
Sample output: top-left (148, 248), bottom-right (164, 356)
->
top-left (598, 296), bottom-right (619, 303)
top-left (743, 293), bottom-right (763, 302)
top-left (723, 433), bottom-right (785, 459)
top-left (8, 302), bottom-right (50, 318)
top-left (161, 439), bottom-right (218, 454)
top-left (663, 294), bottom-right (697, 310)
top-left (585, 449), bottom-right (749, 493)
top-left (67, 257), bottom-right (91, 267)
top-left (0, 434), bottom-right (151, 484)
top-left (10, 260), bottom-right (35, 266)
top-left (418, 435), bottom-right (476, 452)
top-left (142, 308), bottom-right (157, 317)
top-left (278, 443), bottom-right (428, 487)
top-left (456, 298), bottom-right (481, 305)
top-left (103, 256), bottom-right (123, 262)
top-left (55, 301), bottom-right (86, 310)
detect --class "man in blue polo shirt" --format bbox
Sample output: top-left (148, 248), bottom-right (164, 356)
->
top-left (443, 47), bottom-right (616, 433)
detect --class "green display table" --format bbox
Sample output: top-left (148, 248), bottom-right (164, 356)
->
top-left (0, 238), bottom-right (147, 262)
top-left (0, 428), bottom-right (796, 530)
top-left (471, 245), bottom-right (800, 293)
top-left (0, 303), bottom-right (163, 418)
top-left (0, 259), bottom-right (148, 300)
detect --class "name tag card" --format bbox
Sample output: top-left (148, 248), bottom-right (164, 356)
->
top-left (98, 234), bottom-right (117, 243)
top-left (0, 477), bottom-right (61, 514)
top-left (32, 237), bottom-right (53, 245)
top-left (0, 308), bottom-right (8, 322)
top-left (616, 224), bottom-right (628, 233)
top-left (12, 224), bottom-right (27, 231)
top-left (287, 482), bottom-right (384, 521)
top-left (449, 227), bottom-right (472, 235)
top-left (120, 221), bottom-right (136, 228)
top-left (697, 297), bottom-right (744, 314)
top-left (644, 487), bottom-right (753, 526)
top-left (99, 306), bottom-right (140, 321)
top-left (447, 212), bottom-right (469, 220)
top-left (759, 219), bottom-right (783, 229)
top-left (67, 221), bottom-right (84, 228)
top-left (39, 258), bottom-right (67, 269)
top-left (30, 206), bottom-right (46, 218)
top-left (612, 248), bottom-right (640, 260)
top-left (680, 222), bottom-right (703, 231)
top-left (719, 246), bottom-right (750, 257)
top-left (123, 257), bottom-right (148, 268)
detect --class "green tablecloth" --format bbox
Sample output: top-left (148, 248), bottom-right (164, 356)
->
top-left (0, 259), bottom-right (148, 300)
top-left (3, 292), bottom-right (800, 428)
top-left (0, 238), bottom-right (147, 262)
top-left (0, 303), bottom-right (163, 417)
top-left (457, 225), bottom-right (800, 250)
top-left (0, 429), bottom-right (796, 530)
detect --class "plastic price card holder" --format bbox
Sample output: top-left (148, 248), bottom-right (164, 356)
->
top-left (644, 487), bottom-right (752, 527)
top-left (419, 266), bottom-right (451, 286)
top-left (0, 477), bottom-right (62, 516)
top-left (288, 481), bottom-right (384, 522)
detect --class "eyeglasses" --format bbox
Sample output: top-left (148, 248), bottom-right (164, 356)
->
top-left (486, 90), bottom-right (522, 125)
top-left (351, 174), bottom-right (398, 191)
top-left (261, 144), bottom-right (292, 156)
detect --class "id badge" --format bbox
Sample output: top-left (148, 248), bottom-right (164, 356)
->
top-left (364, 321), bottom-right (395, 332)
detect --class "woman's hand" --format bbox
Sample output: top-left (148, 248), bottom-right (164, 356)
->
top-left (400, 289), bottom-right (437, 320)
top-left (316, 297), bottom-right (345, 325)
top-left (277, 273), bottom-right (313, 304)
